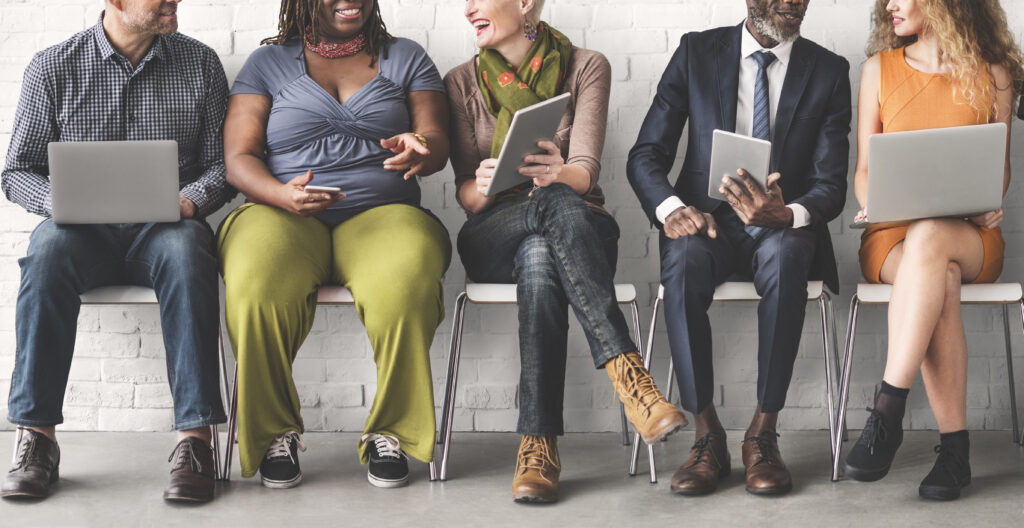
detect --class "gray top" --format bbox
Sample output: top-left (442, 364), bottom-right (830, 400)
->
top-left (231, 37), bottom-right (445, 224)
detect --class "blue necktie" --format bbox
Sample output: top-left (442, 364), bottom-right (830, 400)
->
top-left (745, 51), bottom-right (777, 239)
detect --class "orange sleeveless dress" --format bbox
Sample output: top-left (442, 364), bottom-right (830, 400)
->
top-left (858, 47), bottom-right (1004, 283)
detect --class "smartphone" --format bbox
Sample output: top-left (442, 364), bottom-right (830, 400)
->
top-left (305, 185), bottom-right (342, 193)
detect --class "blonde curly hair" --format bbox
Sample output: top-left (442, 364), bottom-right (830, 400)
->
top-left (866, 0), bottom-right (1023, 117)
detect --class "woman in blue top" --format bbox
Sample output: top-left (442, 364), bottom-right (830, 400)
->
top-left (219, 0), bottom-right (450, 489)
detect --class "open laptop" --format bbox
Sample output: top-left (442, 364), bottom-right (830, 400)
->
top-left (48, 140), bottom-right (181, 224)
top-left (851, 123), bottom-right (1006, 228)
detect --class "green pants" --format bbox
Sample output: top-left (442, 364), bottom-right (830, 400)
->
top-left (218, 203), bottom-right (450, 478)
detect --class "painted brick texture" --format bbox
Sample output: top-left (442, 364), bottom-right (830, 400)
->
top-left (0, 0), bottom-right (1022, 434)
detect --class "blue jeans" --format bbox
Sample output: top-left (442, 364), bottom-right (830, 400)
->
top-left (457, 184), bottom-right (634, 436)
top-left (7, 219), bottom-right (226, 430)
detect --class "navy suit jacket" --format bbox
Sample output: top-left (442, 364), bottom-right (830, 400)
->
top-left (627, 24), bottom-right (852, 293)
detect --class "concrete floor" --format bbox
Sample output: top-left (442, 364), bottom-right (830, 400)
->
top-left (0, 431), bottom-right (1022, 527)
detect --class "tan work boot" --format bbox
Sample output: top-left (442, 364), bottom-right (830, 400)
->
top-left (511, 435), bottom-right (560, 503)
top-left (607, 352), bottom-right (687, 443)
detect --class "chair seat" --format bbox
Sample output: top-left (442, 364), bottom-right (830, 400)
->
top-left (80, 286), bottom-right (158, 304)
top-left (655, 281), bottom-right (825, 302)
top-left (857, 283), bottom-right (1023, 305)
top-left (316, 286), bottom-right (355, 305)
top-left (464, 283), bottom-right (637, 304)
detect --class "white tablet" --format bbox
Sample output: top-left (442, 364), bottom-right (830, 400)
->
top-left (707, 130), bottom-right (772, 201)
top-left (485, 93), bottom-right (572, 196)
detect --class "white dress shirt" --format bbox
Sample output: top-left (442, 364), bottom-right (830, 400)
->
top-left (655, 23), bottom-right (810, 228)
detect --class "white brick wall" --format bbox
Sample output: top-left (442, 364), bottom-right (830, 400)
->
top-left (0, 0), bottom-right (1023, 433)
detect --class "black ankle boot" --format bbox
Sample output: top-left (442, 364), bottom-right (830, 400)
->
top-left (919, 431), bottom-right (971, 501)
top-left (844, 407), bottom-right (904, 481)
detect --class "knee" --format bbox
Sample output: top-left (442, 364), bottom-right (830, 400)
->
top-left (514, 236), bottom-right (559, 285)
top-left (661, 236), bottom-right (713, 289)
top-left (359, 274), bottom-right (442, 331)
top-left (903, 219), bottom-right (953, 260)
top-left (148, 221), bottom-right (217, 277)
top-left (944, 262), bottom-right (962, 300)
top-left (537, 183), bottom-right (588, 219)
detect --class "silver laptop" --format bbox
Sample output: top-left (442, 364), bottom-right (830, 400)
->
top-left (852, 123), bottom-right (1006, 228)
top-left (49, 140), bottom-right (181, 224)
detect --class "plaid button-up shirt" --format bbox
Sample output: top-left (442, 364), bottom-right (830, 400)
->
top-left (1, 16), bottom-right (234, 218)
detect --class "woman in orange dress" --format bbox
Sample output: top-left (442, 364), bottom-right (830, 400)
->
top-left (843, 0), bottom-right (1022, 501)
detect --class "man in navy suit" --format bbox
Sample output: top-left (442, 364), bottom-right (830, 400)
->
top-left (628, 0), bottom-right (850, 496)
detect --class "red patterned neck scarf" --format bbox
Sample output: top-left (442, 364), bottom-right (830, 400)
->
top-left (304, 28), bottom-right (367, 59)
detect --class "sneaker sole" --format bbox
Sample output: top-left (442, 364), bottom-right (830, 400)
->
top-left (367, 472), bottom-right (408, 489)
top-left (261, 473), bottom-right (302, 489)
top-left (919, 479), bottom-right (969, 501)
top-left (843, 462), bottom-right (890, 482)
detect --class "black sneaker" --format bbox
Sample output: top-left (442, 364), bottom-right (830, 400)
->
top-left (919, 439), bottom-right (971, 501)
top-left (259, 431), bottom-right (305, 489)
top-left (843, 408), bottom-right (903, 481)
top-left (362, 433), bottom-right (409, 488)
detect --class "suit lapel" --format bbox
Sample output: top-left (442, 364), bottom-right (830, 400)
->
top-left (772, 37), bottom-right (816, 169)
top-left (716, 25), bottom-right (743, 132)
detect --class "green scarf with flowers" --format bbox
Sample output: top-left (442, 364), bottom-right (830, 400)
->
top-left (477, 22), bottom-right (572, 158)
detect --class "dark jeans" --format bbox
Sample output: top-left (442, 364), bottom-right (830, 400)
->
top-left (659, 208), bottom-right (816, 414)
top-left (7, 219), bottom-right (226, 430)
top-left (458, 184), bottom-right (635, 436)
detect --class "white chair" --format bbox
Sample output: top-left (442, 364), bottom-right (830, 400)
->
top-left (221, 285), bottom-right (356, 480)
top-left (634, 281), bottom-right (841, 480)
top-left (431, 283), bottom-right (657, 482)
top-left (11, 286), bottom-right (233, 481)
top-left (833, 283), bottom-right (1024, 481)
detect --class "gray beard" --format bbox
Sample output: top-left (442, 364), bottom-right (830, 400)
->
top-left (749, 12), bottom-right (798, 45)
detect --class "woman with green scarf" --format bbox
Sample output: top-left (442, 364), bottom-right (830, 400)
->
top-left (445, 0), bottom-right (686, 504)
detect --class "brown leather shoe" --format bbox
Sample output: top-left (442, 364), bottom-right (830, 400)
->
top-left (671, 431), bottom-right (731, 495)
top-left (741, 430), bottom-right (792, 495)
top-left (512, 435), bottom-right (560, 503)
top-left (163, 437), bottom-right (216, 503)
top-left (1, 429), bottom-right (60, 500)
top-left (606, 352), bottom-right (687, 443)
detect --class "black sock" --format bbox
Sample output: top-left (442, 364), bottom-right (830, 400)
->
top-left (874, 381), bottom-right (909, 425)
top-left (939, 430), bottom-right (970, 451)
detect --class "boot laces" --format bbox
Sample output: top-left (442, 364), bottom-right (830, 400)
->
top-left (688, 433), bottom-right (721, 467)
top-left (265, 431), bottom-right (306, 464)
top-left (861, 408), bottom-right (889, 455)
top-left (615, 354), bottom-right (661, 418)
top-left (361, 433), bottom-right (405, 460)
top-left (168, 439), bottom-right (204, 474)
top-left (745, 431), bottom-right (780, 466)
top-left (12, 431), bottom-right (42, 471)
top-left (517, 436), bottom-right (560, 474)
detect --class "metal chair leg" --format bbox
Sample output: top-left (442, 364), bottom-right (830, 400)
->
top-left (833, 296), bottom-right (860, 481)
top-left (223, 366), bottom-right (238, 481)
top-left (211, 424), bottom-right (221, 481)
top-left (215, 326), bottom-right (232, 481)
top-left (627, 301), bottom-right (657, 483)
top-left (631, 296), bottom-right (662, 479)
top-left (819, 294), bottom-right (838, 470)
top-left (434, 292), bottom-right (468, 482)
top-left (824, 293), bottom-right (847, 442)
top-left (12, 427), bottom-right (24, 465)
top-left (1009, 301), bottom-right (1023, 446)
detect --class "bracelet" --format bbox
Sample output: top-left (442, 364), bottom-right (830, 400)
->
top-left (413, 133), bottom-right (428, 148)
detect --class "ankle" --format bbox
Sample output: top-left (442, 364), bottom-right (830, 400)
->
top-left (693, 405), bottom-right (725, 437)
top-left (745, 408), bottom-right (778, 437)
top-left (177, 427), bottom-right (212, 445)
top-left (25, 426), bottom-right (57, 444)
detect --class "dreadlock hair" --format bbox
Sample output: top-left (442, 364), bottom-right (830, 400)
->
top-left (261, 0), bottom-right (395, 66)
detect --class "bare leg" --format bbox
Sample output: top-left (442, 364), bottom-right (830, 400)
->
top-left (177, 427), bottom-right (212, 443)
top-left (879, 219), bottom-right (984, 389)
top-left (920, 264), bottom-right (969, 432)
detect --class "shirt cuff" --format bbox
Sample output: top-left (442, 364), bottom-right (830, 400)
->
top-left (787, 203), bottom-right (810, 228)
top-left (656, 196), bottom-right (687, 224)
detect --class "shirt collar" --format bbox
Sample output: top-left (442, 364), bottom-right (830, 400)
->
top-left (741, 20), bottom-right (794, 67)
top-left (92, 12), bottom-right (166, 64)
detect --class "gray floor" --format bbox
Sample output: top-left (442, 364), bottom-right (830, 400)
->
top-left (0, 431), bottom-right (1022, 527)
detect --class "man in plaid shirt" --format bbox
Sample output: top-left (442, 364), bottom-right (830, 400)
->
top-left (1, 0), bottom-right (233, 503)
